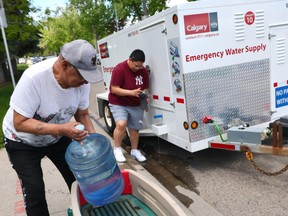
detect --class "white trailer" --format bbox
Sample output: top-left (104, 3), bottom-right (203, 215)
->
top-left (96, 0), bottom-right (288, 156)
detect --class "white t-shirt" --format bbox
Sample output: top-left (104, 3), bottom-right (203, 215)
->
top-left (2, 57), bottom-right (90, 147)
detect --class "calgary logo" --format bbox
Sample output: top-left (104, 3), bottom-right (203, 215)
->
top-left (184, 12), bottom-right (218, 35)
top-left (186, 24), bottom-right (208, 32)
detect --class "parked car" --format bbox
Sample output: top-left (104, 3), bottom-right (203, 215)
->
top-left (18, 58), bottom-right (26, 64)
top-left (41, 55), bottom-right (57, 61)
top-left (30, 57), bottom-right (41, 64)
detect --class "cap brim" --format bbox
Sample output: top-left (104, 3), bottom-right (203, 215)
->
top-left (78, 68), bottom-right (103, 83)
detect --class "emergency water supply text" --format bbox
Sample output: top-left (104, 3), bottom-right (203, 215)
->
top-left (186, 43), bottom-right (266, 62)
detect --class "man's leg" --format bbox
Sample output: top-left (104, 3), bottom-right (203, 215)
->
top-left (126, 107), bottom-right (146, 162)
top-left (129, 128), bottom-right (146, 162)
top-left (112, 120), bottom-right (128, 162)
top-left (46, 136), bottom-right (75, 191)
top-left (109, 104), bottom-right (129, 162)
top-left (129, 129), bottom-right (139, 150)
top-left (113, 120), bottom-right (127, 148)
top-left (4, 139), bottom-right (49, 216)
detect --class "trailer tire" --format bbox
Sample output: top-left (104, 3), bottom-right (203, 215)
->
top-left (103, 101), bottom-right (116, 133)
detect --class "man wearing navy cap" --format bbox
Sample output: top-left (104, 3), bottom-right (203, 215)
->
top-left (2, 39), bottom-right (102, 216)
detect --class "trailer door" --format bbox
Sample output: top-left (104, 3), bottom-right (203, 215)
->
top-left (270, 25), bottom-right (288, 119)
top-left (140, 21), bottom-right (174, 112)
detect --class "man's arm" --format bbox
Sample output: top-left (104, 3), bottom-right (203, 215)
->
top-left (111, 85), bottom-right (143, 97)
top-left (13, 110), bottom-right (88, 141)
top-left (74, 108), bottom-right (95, 133)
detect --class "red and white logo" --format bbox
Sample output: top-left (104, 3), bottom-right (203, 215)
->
top-left (184, 13), bottom-right (210, 35)
top-left (99, 42), bottom-right (109, 59)
top-left (245, 11), bottom-right (255, 25)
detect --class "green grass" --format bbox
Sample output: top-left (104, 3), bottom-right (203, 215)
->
top-left (0, 64), bottom-right (28, 148)
top-left (0, 83), bottom-right (13, 148)
top-left (17, 64), bottom-right (29, 71)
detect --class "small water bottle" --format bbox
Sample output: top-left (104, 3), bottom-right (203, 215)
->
top-left (65, 127), bottom-right (124, 206)
top-left (154, 114), bottom-right (163, 125)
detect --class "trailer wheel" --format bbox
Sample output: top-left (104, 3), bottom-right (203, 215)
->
top-left (103, 101), bottom-right (116, 133)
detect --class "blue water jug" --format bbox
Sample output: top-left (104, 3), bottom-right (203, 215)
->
top-left (65, 133), bottom-right (124, 206)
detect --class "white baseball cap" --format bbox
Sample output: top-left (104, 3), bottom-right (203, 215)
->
top-left (61, 39), bottom-right (103, 83)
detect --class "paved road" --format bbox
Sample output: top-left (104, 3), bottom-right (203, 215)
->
top-left (137, 136), bottom-right (288, 216)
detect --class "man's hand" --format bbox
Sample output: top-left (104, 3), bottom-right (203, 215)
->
top-left (59, 122), bottom-right (89, 141)
top-left (131, 88), bottom-right (143, 97)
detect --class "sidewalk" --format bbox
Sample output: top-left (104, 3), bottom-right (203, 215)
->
top-left (0, 111), bottom-right (222, 216)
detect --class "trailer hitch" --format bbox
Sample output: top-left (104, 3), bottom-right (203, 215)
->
top-left (271, 122), bottom-right (283, 148)
top-left (241, 145), bottom-right (288, 176)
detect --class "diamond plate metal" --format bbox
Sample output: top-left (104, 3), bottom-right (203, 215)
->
top-left (183, 59), bottom-right (271, 142)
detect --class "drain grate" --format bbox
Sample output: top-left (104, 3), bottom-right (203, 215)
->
top-left (81, 195), bottom-right (156, 216)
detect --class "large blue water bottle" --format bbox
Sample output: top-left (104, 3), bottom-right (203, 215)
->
top-left (65, 128), bottom-right (124, 206)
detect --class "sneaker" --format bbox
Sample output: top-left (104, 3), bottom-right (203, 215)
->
top-left (114, 148), bottom-right (126, 163)
top-left (131, 149), bottom-right (147, 162)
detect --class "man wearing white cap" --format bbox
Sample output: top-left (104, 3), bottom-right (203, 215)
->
top-left (2, 39), bottom-right (102, 216)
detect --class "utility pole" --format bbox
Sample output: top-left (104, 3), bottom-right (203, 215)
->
top-left (0, 0), bottom-right (16, 88)
top-left (114, 2), bottom-right (119, 31)
top-left (142, 0), bottom-right (148, 19)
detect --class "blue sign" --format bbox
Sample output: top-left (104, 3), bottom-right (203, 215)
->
top-left (275, 86), bottom-right (288, 108)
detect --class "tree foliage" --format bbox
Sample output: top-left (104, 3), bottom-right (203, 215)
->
top-left (38, 6), bottom-right (94, 55)
top-left (112, 0), bottom-right (167, 23)
top-left (0, 0), bottom-right (41, 84)
top-left (68, 0), bottom-right (121, 49)
top-left (112, 0), bottom-right (197, 24)
top-left (0, 0), bottom-right (40, 60)
top-left (3, 0), bottom-right (198, 58)
top-left (66, 0), bottom-right (173, 50)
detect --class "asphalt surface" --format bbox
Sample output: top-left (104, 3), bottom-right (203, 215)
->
top-left (0, 110), bottom-right (222, 216)
top-left (138, 136), bottom-right (288, 216)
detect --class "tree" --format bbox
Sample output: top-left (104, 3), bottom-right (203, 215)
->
top-left (0, 0), bottom-right (40, 83)
top-left (68, 0), bottom-right (174, 49)
top-left (68, 0), bottom-right (120, 50)
top-left (112, 0), bottom-right (167, 23)
top-left (111, 0), bottom-right (197, 24)
top-left (38, 0), bottom-right (198, 55)
top-left (1, 0), bottom-right (40, 58)
top-left (38, 6), bottom-right (94, 54)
